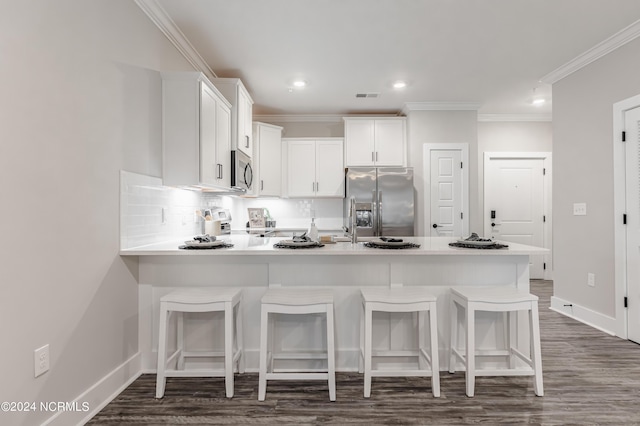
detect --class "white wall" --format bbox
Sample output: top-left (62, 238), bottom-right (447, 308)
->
top-left (406, 110), bottom-right (478, 235)
top-left (0, 1), bottom-right (193, 424)
top-left (553, 36), bottom-right (640, 321)
top-left (477, 121), bottom-right (553, 236)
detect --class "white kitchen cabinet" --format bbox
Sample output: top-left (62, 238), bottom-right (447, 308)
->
top-left (285, 138), bottom-right (344, 198)
top-left (253, 122), bottom-right (283, 197)
top-left (162, 72), bottom-right (232, 188)
top-left (212, 78), bottom-right (254, 158)
top-left (344, 117), bottom-right (406, 167)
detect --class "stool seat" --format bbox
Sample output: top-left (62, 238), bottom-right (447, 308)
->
top-left (258, 287), bottom-right (336, 401)
top-left (451, 287), bottom-right (538, 304)
top-left (161, 287), bottom-right (242, 304)
top-left (261, 288), bottom-right (334, 305)
top-left (156, 287), bottom-right (244, 399)
top-left (449, 286), bottom-right (543, 397)
top-left (361, 287), bottom-right (437, 304)
top-left (360, 286), bottom-right (440, 398)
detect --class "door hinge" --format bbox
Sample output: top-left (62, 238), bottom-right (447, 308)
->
top-left (624, 213), bottom-right (627, 225)
top-left (460, 212), bottom-right (463, 219)
top-left (543, 215), bottom-right (546, 223)
top-left (460, 162), bottom-right (463, 169)
top-left (622, 131), bottom-right (626, 142)
top-left (543, 262), bottom-right (546, 270)
top-left (543, 168), bottom-right (546, 175)
top-left (624, 296), bottom-right (628, 308)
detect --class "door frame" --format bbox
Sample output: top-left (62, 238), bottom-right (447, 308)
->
top-left (613, 93), bottom-right (640, 339)
top-left (423, 143), bottom-right (469, 237)
top-left (483, 152), bottom-right (553, 280)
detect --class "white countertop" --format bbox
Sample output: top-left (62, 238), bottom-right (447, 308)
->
top-left (120, 235), bottom-right (548, 256)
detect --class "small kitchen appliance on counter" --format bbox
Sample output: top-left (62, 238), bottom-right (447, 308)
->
top-left (204, 208), bottom-right (232, 236)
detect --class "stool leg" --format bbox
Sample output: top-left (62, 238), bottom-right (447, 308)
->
top-left (176, 312), bottom-right (185, 370)
top-left (506, 311), bottom-right (515, 369)
top-left (363, 305), bottom-right (373, 398)
top-left (465, 305), bottom-right (475, 397)
top-left (155, 304), bottom-right (169, 399)
top-left (358, 297), bottom-right (365, 374)
top-left (449, 299), bottom-right (458, 374)
top-left (418, 311), bottom-right (427, 370)
top-left (326, 304), bottom-right (337, 401)
top-left (429, 304), bottom-right (440, 397)
top-left (236, 299), bottom-right (245, 374)
top-left (258, 306), bottom-right (269, 401)
top-left (530, 302), bottom-right (544, 396)
top-left (224, 301), bottom-right (234, 398)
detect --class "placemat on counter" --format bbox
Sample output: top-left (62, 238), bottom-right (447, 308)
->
top-left (363, 242), bottom-right (421, 249)
top-left (448, 242), bottom-right (508, 249)
top-left (178, 243), bottom-right (234, 250)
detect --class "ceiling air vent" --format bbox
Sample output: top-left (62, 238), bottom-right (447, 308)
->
top-left (355, 92), bottom-right (380, 98)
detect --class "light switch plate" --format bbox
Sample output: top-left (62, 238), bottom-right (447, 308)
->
top-left (573, 203), bottom-right (587, 216)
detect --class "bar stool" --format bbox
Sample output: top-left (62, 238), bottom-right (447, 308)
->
top-left (359, 287), bottom-right (440, 398)
top-left (155, 287), bottom-right (244, 399)
top-left (258, 288), bottom-right (336, 401)
top-left (448, 286), bottom-right (543, 397)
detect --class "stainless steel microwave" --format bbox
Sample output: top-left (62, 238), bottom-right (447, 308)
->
top-left (231, 150), bottom-right (253, 191)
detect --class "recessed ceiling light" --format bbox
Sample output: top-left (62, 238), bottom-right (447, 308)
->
top-left (393, 81), bottom-right (407, 89)
top-left (532, 98), bottom-right (546, 106)
top-left (293, 80), bottom-right (307, 88)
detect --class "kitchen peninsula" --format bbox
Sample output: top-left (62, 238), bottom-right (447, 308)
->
top-left (121, 235), bottom-right (547, 372)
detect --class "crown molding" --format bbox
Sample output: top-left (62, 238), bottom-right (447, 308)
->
top-left (541, 19), bottom-right (640, 84)
top-left (478, 114), bottom-right (552, 122)
top-left (253, 114), bottom-right (401, 123)
top-left (402, 102), bottom-right (482, 115)
top-left (135, 0), bottom-right (216, 80)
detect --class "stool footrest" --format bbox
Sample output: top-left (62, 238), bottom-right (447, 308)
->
top-left (272, 352), bottom-right (328, 360)
top-left (371, 350), bottom-right (419, 357)
top-left (181, 350), bottom-right (226, 358)
top-left (266, 372), bottom-right (329, 380)
top-left (163, 369), bottom-right (228, 378)
top-left (371, 369), bottom-right (436, 377)
top-left (473, 368), bottom-right (535, 377)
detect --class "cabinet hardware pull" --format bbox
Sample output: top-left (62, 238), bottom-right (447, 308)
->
top-left (261, 180), bottom-right (264, 191)
top-left (372, 151), bottom-right (374, 162)
top-left (316, 182), bottom-right (318, 192)
top-left (376, 151), bottom-right (378, 162)
top-left (245, 135), bottom-right (250, 148)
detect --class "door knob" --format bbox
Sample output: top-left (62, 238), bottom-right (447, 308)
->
top-left (432, 224), bottom-right (438, 228)
top-left (491, 222), bottom-right (496, 227)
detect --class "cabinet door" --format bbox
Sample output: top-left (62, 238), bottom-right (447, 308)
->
top-left (199, 83), bottom-right (217, 185)
top-left (345, 119), bottom-right (375, 166)
top-left (287, 140), bottom-right (316, 197)
top-left (315, 140), bottom-right (345, 197)
top-left (215, 102), bottom-right (231, 186)
top-left (237, 89), bottom-right (253, 157)
top-left (374, 119), bottom-right (405, 166)
top-left (258, 125), bottom-right (282, 196)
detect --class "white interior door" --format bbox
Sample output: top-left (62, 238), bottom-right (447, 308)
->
top-left (424, 144), bottom-right (469, 238)
top-left (625, 106), bottom-right (640, 344)
top-left (484, 154), bottom-right (550, 279)
top-left (430, 150), bottom-right (463, 236)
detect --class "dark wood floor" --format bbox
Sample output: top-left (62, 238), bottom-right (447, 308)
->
top-left (88, 281), bottom-right (640, 425)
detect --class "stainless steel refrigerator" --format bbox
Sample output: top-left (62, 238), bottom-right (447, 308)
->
top-left (344, 167), bottom-right (415, 237)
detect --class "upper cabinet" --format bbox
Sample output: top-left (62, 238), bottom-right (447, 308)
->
top-left (284, 138), bottom-right (344, 198)
top-left (212, 78), bottom-right (254, 158)
top-left (344, 117), bottom-right (406, 167)
top-left (253, 122), bottom-right (283, 197)
top-left (162, 72), bottom-right (232, 188)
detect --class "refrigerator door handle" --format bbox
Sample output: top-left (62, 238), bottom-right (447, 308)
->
top-left (372, 189), bottom-right (378, 236)
top-left (377, 190), bottom-right (383, 236)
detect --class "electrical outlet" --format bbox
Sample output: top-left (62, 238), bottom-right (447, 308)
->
top-left (587, 273), bottom-right (595, 287)
top-left (573, 203), bottom-right (587, 216)
top-left (34, 344), bottom-right (50, 377)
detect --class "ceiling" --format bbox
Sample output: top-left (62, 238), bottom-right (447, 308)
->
top-left (152, 0), bottom-right (640, 117)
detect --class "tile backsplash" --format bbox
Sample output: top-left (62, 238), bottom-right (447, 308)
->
top-left (120, 171), bottom-right (202, 249)
top-left (120, 170), bottom-right (345, 249)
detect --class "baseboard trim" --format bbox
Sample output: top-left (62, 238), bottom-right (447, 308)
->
top-left (42, 352), bottom-right (142, 426)
top-left (550, 296), bottom-right (616, 336)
